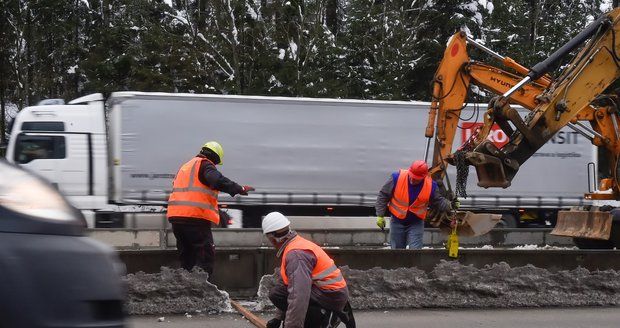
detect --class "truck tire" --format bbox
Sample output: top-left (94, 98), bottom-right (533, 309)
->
top-left (499, 213), bottom-right (518, 228)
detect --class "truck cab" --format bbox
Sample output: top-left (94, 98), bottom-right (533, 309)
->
top-left (6, 94), bottom-right (109, 225)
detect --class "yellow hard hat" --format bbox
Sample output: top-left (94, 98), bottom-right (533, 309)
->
top-left (202, 141), bottom-right (224, 164)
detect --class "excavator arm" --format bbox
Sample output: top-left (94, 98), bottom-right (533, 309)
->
top-left (464, 9), bottom-right (620, 191)
top-left (427, 30), bottom-right (619, 190)
top-left (459, 9), bottom-right (620, 241)
top-left (423, 31), bottom-right (556, 236)
top-left (425, 22), bottom-right (620, 240)
top-left (426, 31), bottom-right (552, 182)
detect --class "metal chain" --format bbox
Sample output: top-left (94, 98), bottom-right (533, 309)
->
top-left (454, 150), bottom-right (469, 198)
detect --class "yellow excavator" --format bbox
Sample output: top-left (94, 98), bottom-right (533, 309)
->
top-left (428, 8), bottom-right (620, 248)
top-left (425, 30), bottom-right (551, 181)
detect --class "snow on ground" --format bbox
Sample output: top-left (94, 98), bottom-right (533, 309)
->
top-left (124, 267), bottom-right (231, 315)
top-left (257, 261), bottom-right (620, 310)
top-left (124, 261), bottom-right (620, 315)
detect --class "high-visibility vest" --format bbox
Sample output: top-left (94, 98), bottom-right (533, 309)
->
top-left (387, 169), bottom-right (432, 220)
top-left (167, 157), bottom-right (220, 224)
top-left (281, 235), bottom-right (347, 291)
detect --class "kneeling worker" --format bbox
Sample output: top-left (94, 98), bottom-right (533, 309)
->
top-left (262, 212), bottom-right (355, 328)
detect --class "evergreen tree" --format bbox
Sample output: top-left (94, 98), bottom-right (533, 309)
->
top-left (0, 0), bottom-right (616, 110)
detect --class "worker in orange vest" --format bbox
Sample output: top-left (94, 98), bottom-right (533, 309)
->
top-left (167, 141), bottom-right (254, 277)
top-left (262, 212), bottom-right (355, 328)
top-left (375, 160), bottom-right (452, 249)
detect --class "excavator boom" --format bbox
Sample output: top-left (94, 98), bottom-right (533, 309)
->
top-left (426, 15), bottom-right (620, 241)
top-left (424, 31), bottom-right (550, 236)
top-left (457, 9), bottom-right (620, 241)
top-left (426, 32), bottom-right (551, 181)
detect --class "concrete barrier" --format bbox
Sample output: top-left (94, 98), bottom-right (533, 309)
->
top-left (118, 248), bottom-right (620, 297)
top-left (88, 228), bottom-right (576, 249)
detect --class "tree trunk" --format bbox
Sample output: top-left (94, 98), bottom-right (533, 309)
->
top-left (0, 90), bottom-right (5, 145)
top-left (529, 0), bottom-right (539, 50)
top-left (326, 0), bottom-right (338, 34)
top-left (198, 0), bottom-right (206, 29)
top-left (25, 4), bottom-right (33, 106)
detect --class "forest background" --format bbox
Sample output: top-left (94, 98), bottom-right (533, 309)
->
top-left (0, 0), bottom-right (616, 144)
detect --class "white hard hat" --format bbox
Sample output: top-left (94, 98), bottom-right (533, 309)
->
top-left (262, 212), bottom-right (290, 234)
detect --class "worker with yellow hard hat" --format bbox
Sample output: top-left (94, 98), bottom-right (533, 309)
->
top-left (167, 141), bottom-right (255, 278)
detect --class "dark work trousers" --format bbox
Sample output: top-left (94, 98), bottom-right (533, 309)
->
top-left (269, 283), bottom-right (355, 328)
top-left (171, 222), bottom-right (215, 278)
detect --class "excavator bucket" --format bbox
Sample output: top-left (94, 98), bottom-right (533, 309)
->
top-left (551, 210), bottom-right (612, 240)
top-left (440, 211), bottom-right (502, 237)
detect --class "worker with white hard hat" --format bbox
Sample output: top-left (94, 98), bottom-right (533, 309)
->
top-left (262, 212), bottom-right (355, 328)
top-left (167, 141), bottom-right (255, 278)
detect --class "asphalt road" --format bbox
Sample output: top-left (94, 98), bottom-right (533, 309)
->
top-left (129, 307), bottom-right (620, 328)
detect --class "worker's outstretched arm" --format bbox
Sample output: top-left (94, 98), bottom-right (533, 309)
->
top-left (284, 250), bottom-right (316, 328)
top-left (198, 160), bottom-right (247, 196)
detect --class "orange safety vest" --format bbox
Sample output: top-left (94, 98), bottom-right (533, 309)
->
top-left (387, 169), bottom-right (432, 220)
top-left (281, 235), bottom-right (347, 291)
top-left (167, 157), bottom-right (220, 224)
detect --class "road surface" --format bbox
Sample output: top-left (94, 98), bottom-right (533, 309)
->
top-left (129, 307), bottom-right (620, 328)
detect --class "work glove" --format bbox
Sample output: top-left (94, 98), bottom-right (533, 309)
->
top-left (376, 216), bottom-right (386, 231)
top-left (266, 318), bottom-right (282, 328)
top-left (239, 185), bottom-right (255, 196)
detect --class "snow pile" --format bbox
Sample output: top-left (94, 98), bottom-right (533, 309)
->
top-left (257, 261), bottom-right (620, 309)
top-left (124, 267), bottom-right (231, 315)
top-left (256, 269), bottom-right (279, 311)
top-left (512, 244), bottom-right (578, 250)
top-left (457, 245), bottom-right (578, 250)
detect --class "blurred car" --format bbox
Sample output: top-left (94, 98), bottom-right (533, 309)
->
top-left (0, 160), bottom-right (126, 328)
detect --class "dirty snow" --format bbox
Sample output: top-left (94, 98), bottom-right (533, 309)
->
top-left (257, 261), bottom-right (620, 310)
top-left (124, 261), bottom-right (620, 315)
top-left (124, 267), bottom-right (231, 315)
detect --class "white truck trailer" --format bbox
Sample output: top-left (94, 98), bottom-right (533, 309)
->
top-left (5, 92), bottom-right (595, 228)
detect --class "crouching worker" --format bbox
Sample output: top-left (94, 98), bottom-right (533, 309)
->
top-left (262, 212), bottom-right (355, 328)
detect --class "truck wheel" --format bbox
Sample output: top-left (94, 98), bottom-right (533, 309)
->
top-left (498, 213), bottom-right (518, 228)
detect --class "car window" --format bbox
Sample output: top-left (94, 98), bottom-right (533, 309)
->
top-left (14, 135), bottom-right (66, 164)
top-left (21, 121), bottom-right (65, 131)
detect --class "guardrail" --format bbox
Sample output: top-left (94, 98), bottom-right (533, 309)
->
top-left (88, 228), bottom-right (575, 250)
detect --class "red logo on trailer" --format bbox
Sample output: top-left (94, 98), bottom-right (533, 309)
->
top-left (461, 123), bottom-right (509, 148)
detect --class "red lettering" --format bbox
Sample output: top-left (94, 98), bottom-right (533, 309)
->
top-left (461, 122), bottom-right (509, 148)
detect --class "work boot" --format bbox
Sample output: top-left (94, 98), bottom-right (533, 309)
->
top-left (326, 311), bottom-right (342, 327)
top-left (304, 305), bottom-right (327, 328)
top-left (337, 301), bottom-right (356, 328)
